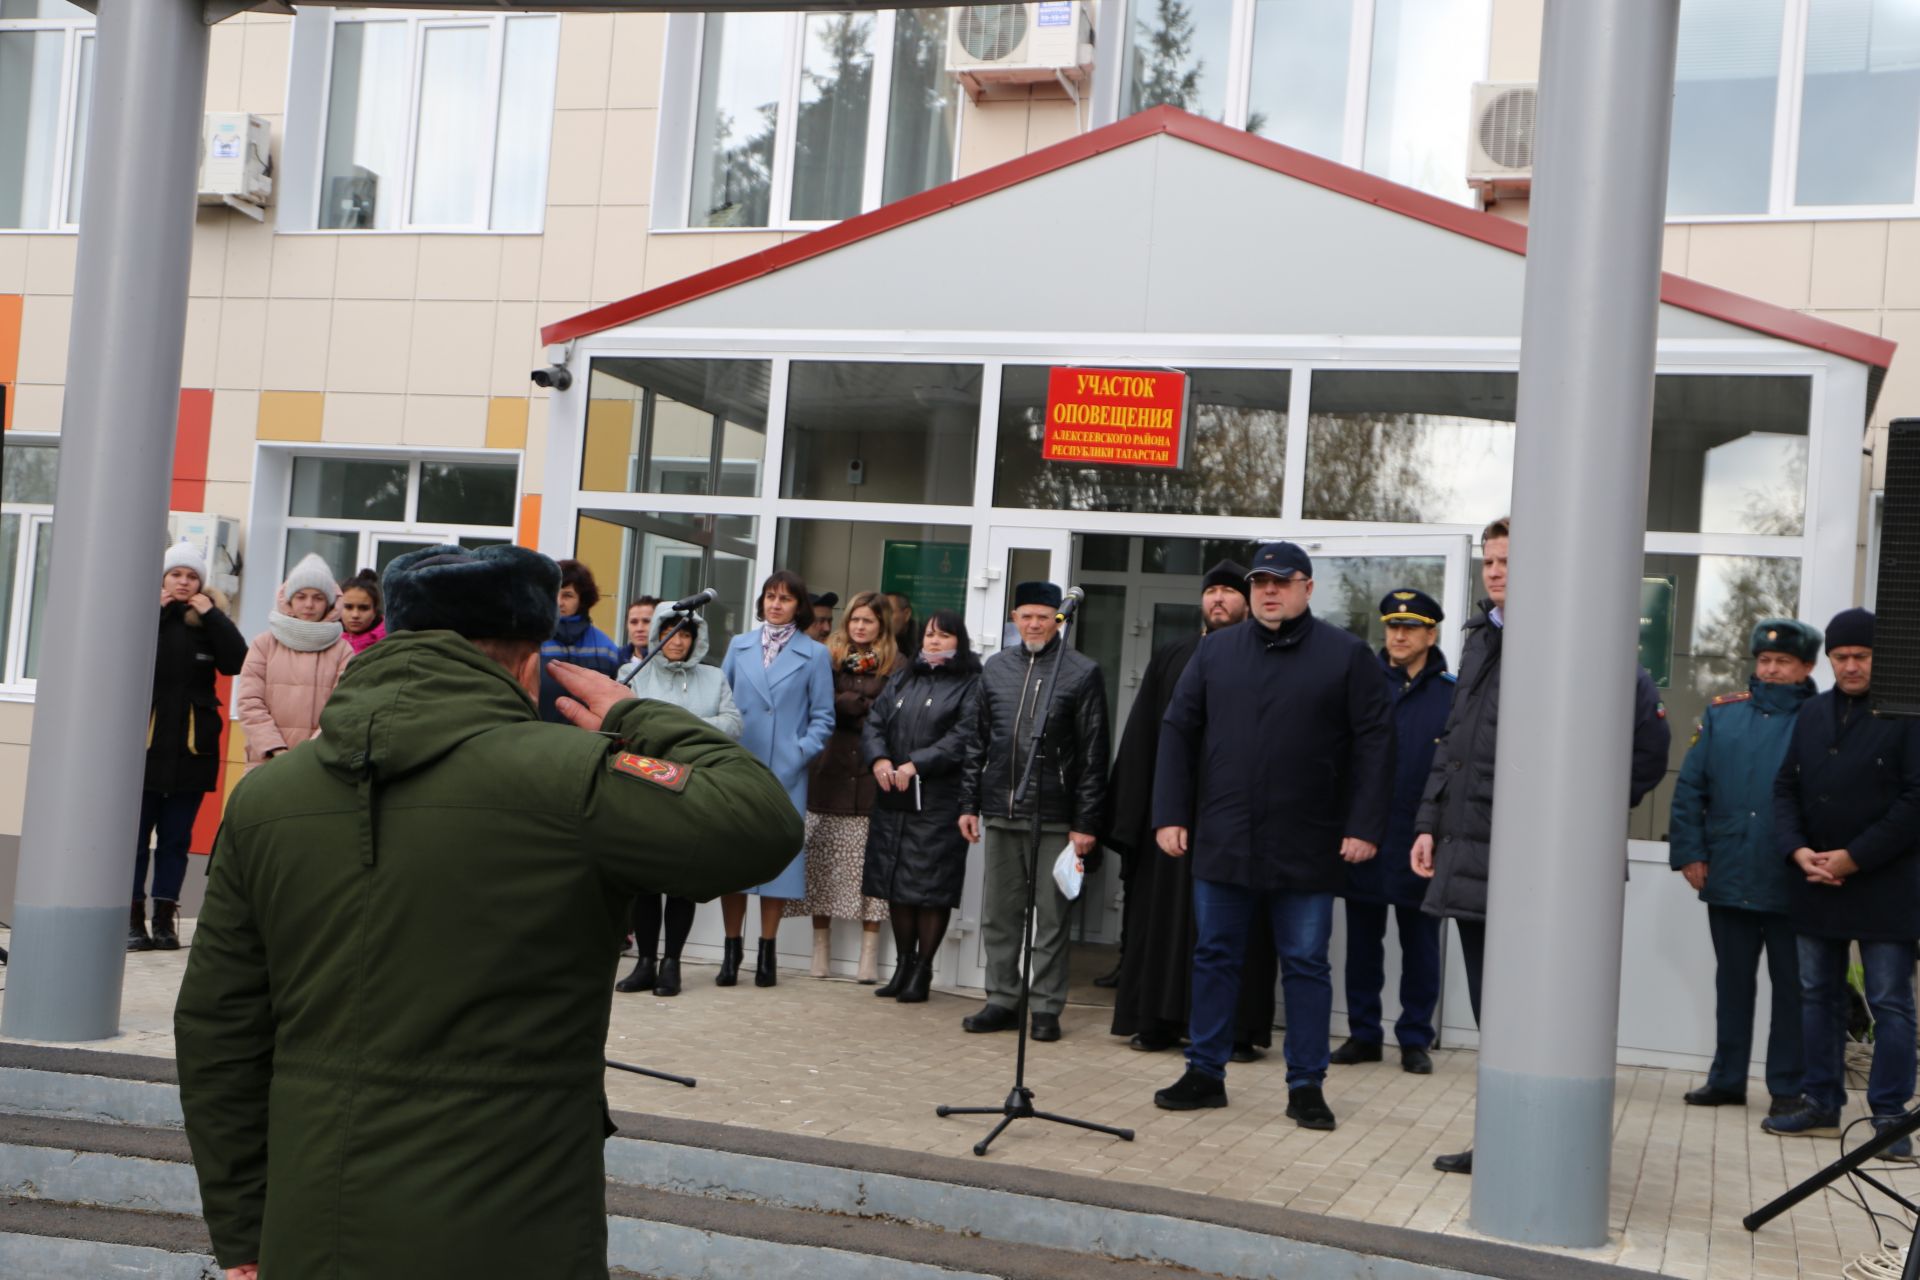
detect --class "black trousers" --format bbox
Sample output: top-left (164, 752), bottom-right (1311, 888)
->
top-left (1706, 905), bottom-right (1803, 1099)
top-left (632, 895), bottom-right (696, 960)
top-left (1456, 918), bottom-right (1485, 1025)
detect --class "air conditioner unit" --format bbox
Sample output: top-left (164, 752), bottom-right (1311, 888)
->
top-left (946, 2), bottom-right (1094, 97)
top-left (166, 511), bottom-right (243, 601)
top-left (198, 112), bottom-right (273, 220)
top-left (1468, 82), bottom-right (1538, 188)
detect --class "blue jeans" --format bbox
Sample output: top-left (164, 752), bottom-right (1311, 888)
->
top-left (1706, 906), bottom-right (1802, 1099)
top-left (1799, 935), bottom-right (1917, 1117)
top-left (1190, 879), bottom-right (1334, 1088)
top-left (134, 789), bottom-right (202, 904)
top-left (1342, 901), bottom-right (1442, 1049)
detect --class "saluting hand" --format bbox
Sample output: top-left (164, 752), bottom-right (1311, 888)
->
top-left (1410, 833), bottom-right (1435, 879)
top-left (1156, 826), bottom-right (1188, 858)
top-left (1339, 837), bottom-right (1377, 864)
top-left (549, 660), bottom-right (634, 730)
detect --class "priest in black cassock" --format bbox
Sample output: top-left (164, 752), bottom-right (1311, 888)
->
top-left (1106, 560), bottom-right (1277, 1056)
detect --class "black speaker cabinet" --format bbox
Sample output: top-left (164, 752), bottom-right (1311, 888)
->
top-left (1874, 418), bottom-right (1920, 717)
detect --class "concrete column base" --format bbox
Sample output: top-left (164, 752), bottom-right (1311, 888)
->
top-left (1, 906), bottom-right (127, 1042)
top-left (1471, 1064), bottom-right (1617, 1247)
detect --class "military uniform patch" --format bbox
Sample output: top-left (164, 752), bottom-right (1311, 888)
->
top-left (1711, 691), bottom-right (1752, 707)
top-left (612, 752), bottom-right (692, 792)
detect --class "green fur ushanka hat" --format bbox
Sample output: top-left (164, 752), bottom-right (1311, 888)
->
top-left (382, 544), bottom-right (560, 642)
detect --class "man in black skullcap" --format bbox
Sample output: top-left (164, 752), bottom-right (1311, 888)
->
top-left (959, 580), bottom-right (1110, 1042)
top-left (1106, 560), bottom-right (1275, 1059)
top-left (1765, 608), bottom-right (1920, 1155)
top-left (176, 545), bottom-right (801, 1278)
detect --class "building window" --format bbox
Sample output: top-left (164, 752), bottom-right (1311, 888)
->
top-left (312, 9), bottom-right (558, 231)
top-left (1, 435), bottom-right (57, 689)
top-left (282, 454), bottom-right (520, 582)
top-left (578, 510), bottom-right (760, 660)
top-left (1304, 369), bottom-right (1516, 525)
top-left (684, 9), bottom-right (960, 229)
top-left (580, 358), bottom-right (770, 497)
top-left (781, 360), bottom-right (981, 506)
top-left (1127, 0), bottom-right (1491, 205)
top-left (0, 1), bottom-right (92, 231)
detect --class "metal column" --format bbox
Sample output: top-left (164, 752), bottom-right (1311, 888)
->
top-left (3, 0), bottom-right (212, 1042)
top-left (1470, 0), bottom-right (1680, 1247)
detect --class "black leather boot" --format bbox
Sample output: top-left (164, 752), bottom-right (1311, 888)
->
top-left (150, 900), bottom-right (180, 951)
top-left (874, 947), bottom-right (916, 998)
top-left (716, 937), bottom-right (744, 987)
top-left (127, 901), bottom-right (153, 953)
top-left (653, 957), bottom-right (682, 997)
top-left (754, 938), bottom-right (778, 987)
top-left (897, 957), bottom-right (933, 1004)
top-left (615, 955), bottom-right (656, 994)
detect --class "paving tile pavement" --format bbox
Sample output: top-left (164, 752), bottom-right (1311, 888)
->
top-left (6, 929), bottom-right (1918, 1279)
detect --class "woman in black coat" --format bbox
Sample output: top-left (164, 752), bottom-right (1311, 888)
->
top-left (136, 543), bottom-right (248, 951)
top-left (861, 610), bottom-right (981, 1004)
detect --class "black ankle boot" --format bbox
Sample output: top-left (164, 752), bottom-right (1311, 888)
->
top-left (875, 949), bottom-right (917, 998)
top-left (654, 957), bottom-right (682, 997)
top-left (754, 938), bottom-right (778, 987)
top-left (150, 900), bottom-right (180, 951)
top-left (615, 955), bottom-right (656, 994)
top-left (897, 957), bottom-right (933, 1004)
top-left (716, 937), bottom-right (744, 987)
top-left (127, 901), bottom-right (153, 953)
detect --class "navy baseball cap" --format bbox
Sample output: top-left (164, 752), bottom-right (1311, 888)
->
top-left (1247, 541), bottom-right (1312, 580)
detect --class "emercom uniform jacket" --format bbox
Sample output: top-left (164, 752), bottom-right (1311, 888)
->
top-left (174, 630), bottom-right (801, 1278)
top-left (1668, 677), bottom-right (1815, 916)
top-left (960, 633), bottom-right (1110, 834)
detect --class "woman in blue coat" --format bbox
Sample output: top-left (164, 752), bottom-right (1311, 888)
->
top-left (720, 569), bottom-right (835, 988)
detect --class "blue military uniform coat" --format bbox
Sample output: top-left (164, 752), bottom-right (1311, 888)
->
top-left (1345, 650), bottom-right (1453, 908)
top-left (1667, 677), bottom-right (1814, 916)
top-left (722, 628), bottom-right (835, 896)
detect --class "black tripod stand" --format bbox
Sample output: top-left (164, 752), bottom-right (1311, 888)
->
top-left (1745, 1105), bottom-right (1920, 1278)
top-left (602, 607), bottom-right (705, 1091)
top-left (936, 635), bottom-right (1134, 1156)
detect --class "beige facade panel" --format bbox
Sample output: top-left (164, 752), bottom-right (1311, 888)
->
top-left (7, 384), bottom-right (62, 436)
top-left (607, 13), bottom-right (667, 111)
top-left (261, 298), bottom-right (332, 392)
top-left (539, 207), bottom-right (600, 301)
top-left (600, 110), bottom-right (657, 209)
top-left (15, 295), bottom-right (71, 386)
top-left (501, 236), bottom-right (543, 303)
top-left (0, 237), bottom-right (24, 296)
top-left (321, 392), bottom-right (407, 447)
top-left (1884, 221), bottom-right (1920, 311)
top-left (237, 18), bottom-right (292, 118)
top-left (1684, 223), bottom-right (1815, 311)
top-left (214, 298), bottom-right (268, 391)
top-left (549, 110), bottom-right (611, 209)
top-left (591, 207), bottom-right (652, 304)
top-left (189, 218), bottom-right (229, 298)
top-left (1810, 222), bottom-right (1889, 312)
top-left (417, 238), bottom-right (506, 304)
top-left (335, 237), bottom-right (424, 303)
top-left (222, 218), bottom-right (274, 301)
top-left (639, 231), bottom-right (715, 292)
top-left (205, 21), bottom-right (244, 114)
top-left (268, 234), bottom-right (340, 301)
top-left (325, 300), bottom-right (415, 396)
top-left (22, 235), bottom-right (75, 297)
top-left (182, 298), bottom-right (220, 390)
top-left (555, 12), bottom-right (616, 113)
top-left (207, 391), bottom-right (260, 484)
top-left (491, 302), bottom-right (542, 398)
top-left (409, 302), bottom-right (499, 397)
top-left (403, 394), bottom-right (489, 448)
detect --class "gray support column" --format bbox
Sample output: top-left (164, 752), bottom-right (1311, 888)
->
top-left (1470, 0), bottom-right (1680, 1247)
top-left (3, 0), bottom-right (211, 1042)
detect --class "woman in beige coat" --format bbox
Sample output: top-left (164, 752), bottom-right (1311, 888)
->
top-left (236, 553), bottom-right (354, 770)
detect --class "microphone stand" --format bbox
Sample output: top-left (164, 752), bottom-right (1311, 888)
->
top-left (937, 625), bottom-right (1135, 1156)
top-left (603, 607), bottom-right (705, 1090)
top-left (1745, 1105), bottom-right (1920, 1276)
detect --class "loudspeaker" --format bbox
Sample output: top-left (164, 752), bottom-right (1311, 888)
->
top-left (1873, 418), bottom-right (1920, 717)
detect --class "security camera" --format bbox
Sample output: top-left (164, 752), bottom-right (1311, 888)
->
top-left (530, 364), bottom-right (573, 392)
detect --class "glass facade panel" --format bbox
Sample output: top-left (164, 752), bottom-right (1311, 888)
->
top-left (320, 19), bottom-right (410, 229)
top-left (0, 514), bottom-right (15, 678)
top-left (1125, 0), bottom-right (1235, 120)
top-left (1668, 0), bottom-right (1783, 215)
top-left (790, 12), bottom-right (876, 222)
top-left (775, 517), bottom-right (973, 634)
top-left (1304, 370), bottom-right (1516, 524)
top-left (0, 29), bottom-right (62, 229)
top-left (417, 461), bottom-right (518, 527)
top-left (491, 16), bottom-right (560, 232)
top-left (1, 443), bottom-right (57, 504)
top-left (690, 12), bottom-right (785, 228)
top-left (1141, 536), bottom-right (1260, 575)
top-left (1245, 0), bottom-right (1353, 155)
top-left (583, 510), bottom-right (760, 659)
top-left (284, 528), bottom-right (361, 582)
top-left (1631, 552), bottom-right (1803, 842)
top-left (995, 366), bottom-right (1290, 516)
top-left (289, 458), bottom-right (409, 522)
top-left (882, 8), bottom-right (959, 205)
top-left (582, 358), bottom-right (771, 497)
top-left (1649, 375), bottom-right (1809, 535)
top-left (782, 361), bottom-right (981, 505)
top-left (1362, 0), bottom-right (1488, 205)
top-left (64, 32), bottom-right (88, 223)
top-left (1313, 554), bottom-right (1447, 651)
top-left (1797, 0), bottom-right (1920, 206)
top-left (22, 521), bottom-right (48, 679)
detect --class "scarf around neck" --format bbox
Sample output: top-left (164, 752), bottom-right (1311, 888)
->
top-left (268, 611), bottom-right (344, 653)
top-left (761, 621), bottom-right (797, 668)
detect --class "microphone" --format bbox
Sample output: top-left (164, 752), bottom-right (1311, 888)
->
top-left (1055, 586), bottom-right (1086, 624)
top-left (668, 587), bottom-right (717, 613)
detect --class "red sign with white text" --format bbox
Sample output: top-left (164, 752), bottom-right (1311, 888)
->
top-left (1041, 367), bottom-right (1189, 468)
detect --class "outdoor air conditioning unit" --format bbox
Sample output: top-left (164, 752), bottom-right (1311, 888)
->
top-left (167, 511), bottom-right (243, 601)
top-left (1467, 82), bottom-right (1538, 191)
top-left (946, 2), bottom-right (1094, 98)
top-left (198, 112), bottom-right (273, 221)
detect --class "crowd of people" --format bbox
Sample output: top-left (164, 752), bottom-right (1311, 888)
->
top-left (144, 516), bottom-right (1919, 1168)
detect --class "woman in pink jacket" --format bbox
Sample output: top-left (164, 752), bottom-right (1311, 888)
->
top-left (235, 553), bottom-right (353, 771)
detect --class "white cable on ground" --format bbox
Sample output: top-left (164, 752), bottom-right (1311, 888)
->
top-left (1843, 1240), bottom-right (1907, 1279)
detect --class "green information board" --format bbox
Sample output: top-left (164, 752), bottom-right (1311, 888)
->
top-left (1639, 576), bottom-right (1675, 688)
top-left (880, 541), bottom-right (970, 616)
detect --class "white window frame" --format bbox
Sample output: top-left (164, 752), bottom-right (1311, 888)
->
top-left (289, 7), bottom-right (558, 235)
top-left (279, 453), bottom-right (524, 580)
top-left (659, 8), bottom-right (962, 233)
top-left (0, 7), bottom-right (93, 235)
top-left (0, 433), bottom-right (58, 695)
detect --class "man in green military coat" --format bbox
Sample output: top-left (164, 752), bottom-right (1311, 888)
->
top-left (175, 545), bottom-right (801, 1280)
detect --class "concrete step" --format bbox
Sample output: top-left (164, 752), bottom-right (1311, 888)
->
top-left (0, 1044), bottom-right (1662, 1280)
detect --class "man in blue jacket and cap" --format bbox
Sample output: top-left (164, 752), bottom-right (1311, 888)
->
top-left (1150, 542), bottom-right (1395, 1128)
top-left (1331, 588), bottom-right (1454, 1077)
top-left (1669, 616), bottom-right (1820, 1118)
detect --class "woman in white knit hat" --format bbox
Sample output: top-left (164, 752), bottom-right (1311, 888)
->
top-left (234, 553), bottom-right (353, 774)
top-left (135, 541), bottom-right (248, 951)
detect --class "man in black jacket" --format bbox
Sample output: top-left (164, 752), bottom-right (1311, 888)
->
top-left (1411, 516), bottom-right (1671, 1174)
top-left (958, 581), bottom-right (1110, 1042)
top-left (1149, 542), bottom-right (1395, 1128)
top-left (1763, 608), bottom-right (1920, 1156)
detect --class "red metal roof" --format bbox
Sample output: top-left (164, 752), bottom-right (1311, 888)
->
top-left (542, 106), bottom-right (1896, 371)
